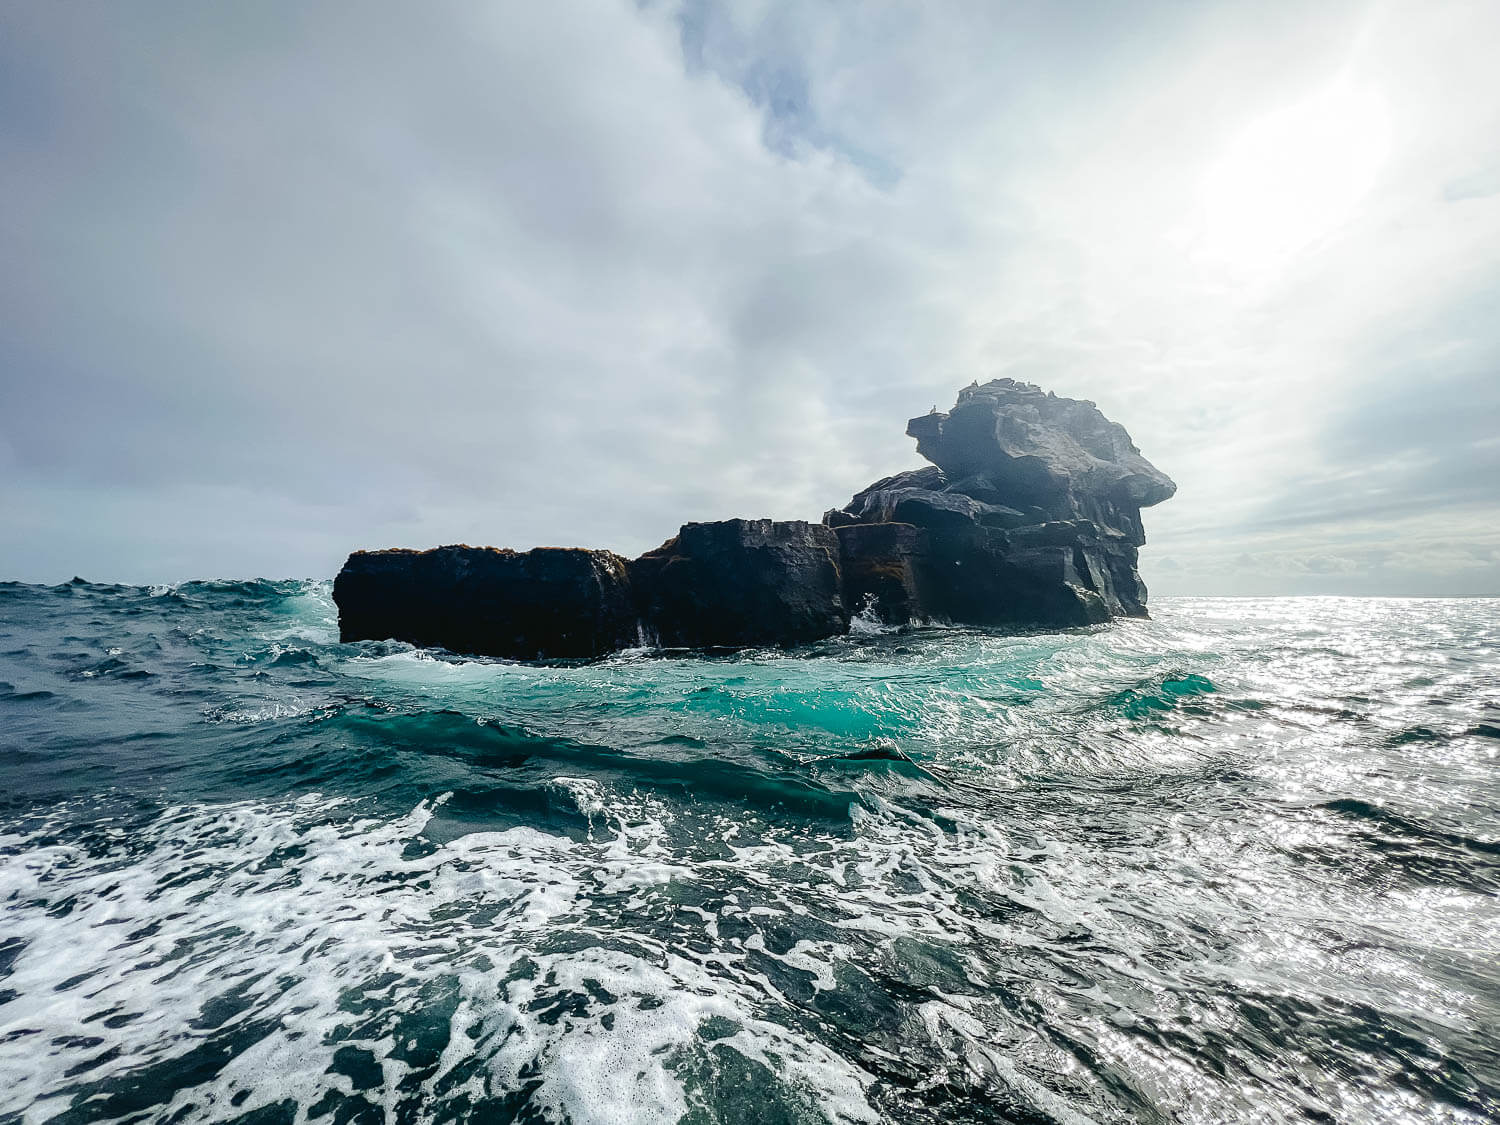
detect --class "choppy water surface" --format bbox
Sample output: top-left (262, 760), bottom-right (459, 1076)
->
top-left (1, 581), bottom-right (1497, 1124)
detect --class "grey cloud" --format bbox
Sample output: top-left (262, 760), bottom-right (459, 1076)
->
top-left (1248, 280), bottom-right (1500, 534)
top-left (1444, 163), bottom-right (1500, 202)
top-left (1, 0), bottom-right (1496, 594)
top-left (4, 2), bottom-right (924, 572)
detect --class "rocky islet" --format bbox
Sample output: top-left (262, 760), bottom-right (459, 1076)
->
top-left (334, 379), bottom-right (1176, 658)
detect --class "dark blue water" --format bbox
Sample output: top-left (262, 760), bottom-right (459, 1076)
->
top-left (1, 580), bottom-right (1497, 1123)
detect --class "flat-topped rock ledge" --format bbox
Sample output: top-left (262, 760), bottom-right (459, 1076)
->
top-left (334, 379), bottom-right (1175, 659)
top-left (333, 545), bottom-right (637, 660)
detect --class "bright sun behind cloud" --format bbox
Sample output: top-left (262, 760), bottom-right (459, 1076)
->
top-left (1193, 76), bottom-right (1391, 280)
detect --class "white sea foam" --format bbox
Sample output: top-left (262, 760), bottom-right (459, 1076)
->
top-left (6, 749), bottom-right (1496, 1123)
top-left (846, 600), bottom-right (896, 637)
top-left (0, 786), bottom-right (881, 1124)
top-left (205, 698), bottom-right (320, 724)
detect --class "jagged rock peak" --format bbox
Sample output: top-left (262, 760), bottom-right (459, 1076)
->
top-left (822, 377), bottom-right (1176, 625)
top-left (905, 378), bottom-right (1176, 510)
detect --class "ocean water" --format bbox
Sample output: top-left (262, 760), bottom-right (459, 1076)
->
top-left (1, 581), bottom-right (1497, 1125)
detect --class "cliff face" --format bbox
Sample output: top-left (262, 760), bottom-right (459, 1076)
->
top-left (335, 522), bottom-right (847, 659)
top-left (629, 519), bottom-right (848, 648)
top-left (825, 379), bottom-right (1175, 626)
top-left (333, 545), bottom-right (637, 660)
top-left (333, 379), bottom-right (1174, 658)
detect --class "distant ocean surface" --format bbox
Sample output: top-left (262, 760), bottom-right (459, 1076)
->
top-left (1, 580), bottom-right (1497, 1124)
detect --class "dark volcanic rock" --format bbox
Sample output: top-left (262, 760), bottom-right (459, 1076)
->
top-left (836, 522), bottom-right (925, 624)
top-left (920, 522), bottom-right (1113, 627)
top-left (630, 519), bottom-right (847, 647)
top-left (838, 521), bottom-right (1114, 628)
top-left (906, 379), bottom-right (1175, 521)
top-left (845, 467), bottom-right (948, 510)
top-left (333, 545), bottom-right (637, 660)
top-left (827, 379), bottom-right (1174, 626)
top-left (334, 377), bottom-right (1174, 657)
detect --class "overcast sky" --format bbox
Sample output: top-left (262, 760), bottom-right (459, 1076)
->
top-left (2, 1), bottom-right (1497, 594)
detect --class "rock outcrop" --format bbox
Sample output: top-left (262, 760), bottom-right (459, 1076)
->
top-left (822, 380), bottom-right (1173, 627)
top-left (333, 378), bottom-right (1174, 658)
top-left (630, 519), bottom-right (847, 648)
top-left (334, 545), bottom-right (637, 660)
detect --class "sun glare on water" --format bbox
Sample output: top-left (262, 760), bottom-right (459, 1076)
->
top-left (1193, 76), bottom-right (1391, 280)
